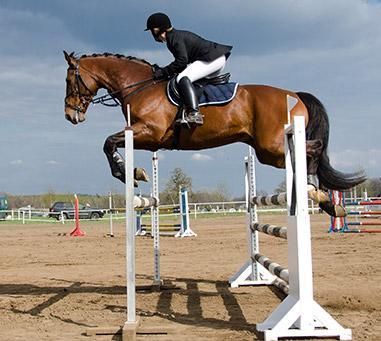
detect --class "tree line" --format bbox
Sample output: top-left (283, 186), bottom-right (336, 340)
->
top-left (4, 168), bottom-right (244, 209)
top-left (3, 169), bottom-right (380, 209)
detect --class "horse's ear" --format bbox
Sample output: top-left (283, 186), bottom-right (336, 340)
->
top-left (63, 50), bottom-right (77, 67)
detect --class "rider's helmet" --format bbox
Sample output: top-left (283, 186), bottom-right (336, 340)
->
top-left (145, 13), bottom-right (172, 32)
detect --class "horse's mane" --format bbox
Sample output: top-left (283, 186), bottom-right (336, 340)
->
top-left (79, 53), bottom-right (153, 67)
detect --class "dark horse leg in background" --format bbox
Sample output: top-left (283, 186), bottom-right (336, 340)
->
top-left (103, 130), bottom-right (149, 185)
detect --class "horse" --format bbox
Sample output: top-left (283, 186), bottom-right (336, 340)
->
top-left (63, 51), bottom-right (365, 217)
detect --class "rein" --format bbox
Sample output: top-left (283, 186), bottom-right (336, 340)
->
top-left (91, 77), bottom-right (157, 107)
top-left (67, 61), bottom-right (161, 110)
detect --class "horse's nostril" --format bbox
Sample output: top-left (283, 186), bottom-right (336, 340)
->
top-left (65, 114), bottom-right (71, 121)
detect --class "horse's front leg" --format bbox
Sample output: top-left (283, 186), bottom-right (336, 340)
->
top-left (103, 129), bottom-right (149, 184)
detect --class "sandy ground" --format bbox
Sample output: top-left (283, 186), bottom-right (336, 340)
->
top-left (0, 213), bottom-right (380, 341)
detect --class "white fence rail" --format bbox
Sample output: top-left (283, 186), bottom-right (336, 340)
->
top-left (0, 197), bottom-right (323, 225)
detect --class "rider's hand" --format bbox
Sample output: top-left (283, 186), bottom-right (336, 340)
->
top-left (153, 68), bottom-right (167, 80)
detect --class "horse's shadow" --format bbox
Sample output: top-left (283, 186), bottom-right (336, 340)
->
top-left (1, 275), bottom-right (286, 339)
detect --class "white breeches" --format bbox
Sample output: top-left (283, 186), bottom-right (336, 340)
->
top-left (176, 55), bottom-right (226, 83)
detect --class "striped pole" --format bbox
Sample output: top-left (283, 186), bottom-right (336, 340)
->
top-left (252, 253), bottom-right (289, 283)
top-left (330, 190), bottom-right (381, 233)
top-left (348, 211), bottom-right (381, 216)
top-left (342, 229), bottom-right (381, 233)
top-left (251, 193), bottom-right (287, 207)
top-left (251, 223), bottom-right (287, 239)
top-left (346, 200), bottom-right (381, 206)
top-left (347, 221), bottom-right (381, 226)
top-left (133, 196), bottom-right (157, 208)
top-left (329, 190), bottom-right (346, 232)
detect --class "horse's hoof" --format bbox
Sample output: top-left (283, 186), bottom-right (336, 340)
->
top-left (134, 168), bottom-right (149, 182)
top-left (319, 202), bottom-right (347, 218)
top-left (333, 204), bottom-right (347, 217)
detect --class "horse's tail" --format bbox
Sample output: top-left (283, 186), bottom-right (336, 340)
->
top-left (296, 91), bottom-right (366, 190)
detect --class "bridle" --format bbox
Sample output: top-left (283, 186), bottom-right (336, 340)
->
top-left (65, 61), bottom-right (160, 117)
top-left (65, 64), bottom-right (95, 114)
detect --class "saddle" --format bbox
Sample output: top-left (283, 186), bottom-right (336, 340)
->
top-left (167, 73), bottom-right (239, 124)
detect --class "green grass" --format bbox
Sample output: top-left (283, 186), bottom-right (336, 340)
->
top-left (0, 209), bottom-right (290, 226)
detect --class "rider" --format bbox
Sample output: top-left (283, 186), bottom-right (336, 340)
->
top-left (145, 12), bottom-right (232, 125)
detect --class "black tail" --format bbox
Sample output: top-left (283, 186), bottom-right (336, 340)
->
top-left (296, 92), bottom-right (366, 190)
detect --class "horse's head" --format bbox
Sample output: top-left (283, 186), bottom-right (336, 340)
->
top-left (63, 51), bottom-right (96, 125)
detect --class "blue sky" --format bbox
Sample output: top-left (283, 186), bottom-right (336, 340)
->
top-left (0, 0), bottom-right (380, 197)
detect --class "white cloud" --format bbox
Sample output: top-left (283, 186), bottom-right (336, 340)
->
top-left (330, 149), bottom-right (381, 176)
top-left (10, 160), bottom-right (23, 165)
top-left (122, 49), bottom-right (173, 65)
top-left (157, 153), bottom-right (165, 161)
top-left (1, 0), bottom-right (381, 196)
top-left (45, 160), bottom-right (60, 165)
top-left (191, 153), bottom-right (212, 161)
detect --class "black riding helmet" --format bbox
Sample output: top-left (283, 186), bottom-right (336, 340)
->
top-left (145, 12), bottom-right (172, 32)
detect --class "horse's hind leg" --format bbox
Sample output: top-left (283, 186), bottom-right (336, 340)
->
top-left (306, 139), bottom-right (323, 187)
top-left (306, 139), bottom-right (346, 217)
top-left (103, 130), bottom-right (149, 184)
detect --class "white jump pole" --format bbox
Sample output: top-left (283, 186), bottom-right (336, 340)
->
top-left (175, 187), bottom-right (197, 237)
top-left (108, 192), bottom-right (114, 237)
top-left (123, 105), bottom-right (139, 336)
top-left (151, 152), bottom-right (161, 284)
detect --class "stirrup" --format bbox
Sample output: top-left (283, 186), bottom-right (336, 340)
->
top-left (175, 107), bottom-right (189, 125)
top-left (186, 111), bottom-right (204, 125)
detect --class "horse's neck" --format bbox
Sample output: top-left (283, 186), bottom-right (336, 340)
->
top-left (84, 58), bottom-right (152, 94)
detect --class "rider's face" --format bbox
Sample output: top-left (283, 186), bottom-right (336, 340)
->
top-left (151, 28), bottom-right (166, 43)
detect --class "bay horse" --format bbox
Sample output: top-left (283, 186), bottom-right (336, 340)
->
top-left (63, 51), bottom-right (365, 217)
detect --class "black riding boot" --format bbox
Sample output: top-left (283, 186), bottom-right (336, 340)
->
top-left (177, 77), bottom-right (204, 125)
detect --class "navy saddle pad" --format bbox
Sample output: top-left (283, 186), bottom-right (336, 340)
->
top-left (167, 79), bottom-right (239, 107)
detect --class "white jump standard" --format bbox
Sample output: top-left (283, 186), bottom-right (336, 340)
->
top-left (135, 152), bottom-right (196, 238)
top-left (230, 115), bottom-right (352, 341)
top-left (123, 126), bottom-right (162, 339)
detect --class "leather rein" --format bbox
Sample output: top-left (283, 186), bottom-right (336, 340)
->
top-left (65, 63), bottom-right (159, 113)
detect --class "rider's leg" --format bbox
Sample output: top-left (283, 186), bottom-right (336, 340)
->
top-left (176, 55), bottom-right (226, 124)
top-left (177, 55), bottom-right (226, 83)
top-left (177, 76), bottom-right (203, 125)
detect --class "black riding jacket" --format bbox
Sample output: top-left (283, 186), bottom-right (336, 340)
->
top-left (162, 28), bottom-right (232, 77)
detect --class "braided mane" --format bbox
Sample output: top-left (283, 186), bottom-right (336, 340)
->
top-left (79, 53), bottom-right (153, 67)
